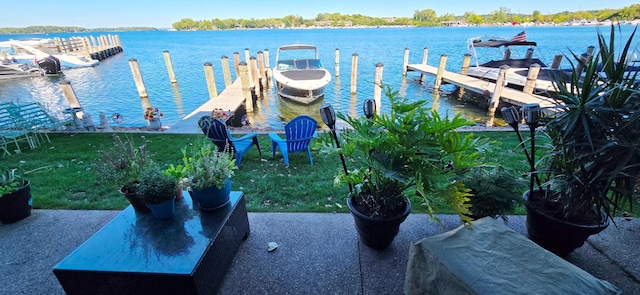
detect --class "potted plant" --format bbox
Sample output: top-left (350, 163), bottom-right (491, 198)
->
top-left (136, 166), bottom-right (178, 219)
top-left (459, 165), bottom-right (525, 221)
top-left (164, 163), bottom-right (189, 200)
top-left (521, 25), bottom-right (640, 256)
top-left (0, 168), bottom-right (32, 224)
top-left (97, 134), bottom-right (152, 213)
top-left (334, 87), bottom-right (488, 249)
top-left (181, 141), bottom-right (236, 211)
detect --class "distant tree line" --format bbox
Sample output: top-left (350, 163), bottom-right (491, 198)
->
top-left (0, 26), bottom-right (157, 34)
top-left (172, 4), bottom-right (640, 30)
top-left (1, 4), bottom-right (638, 33)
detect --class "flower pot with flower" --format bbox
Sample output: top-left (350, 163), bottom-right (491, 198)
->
top-left (144, 107), bottom-right (163, 130)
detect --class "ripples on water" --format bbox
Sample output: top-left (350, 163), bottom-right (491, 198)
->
top-left (1, 26), bottom-right (635, 130)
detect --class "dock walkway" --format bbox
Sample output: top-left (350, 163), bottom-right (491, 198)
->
top-left (168, 79), bottom-right (245, 134)
top-left (407, 64), bottom-right (557, 109)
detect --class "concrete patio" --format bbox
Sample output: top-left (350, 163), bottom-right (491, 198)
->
top-left (1, 208), bottom-right (638, 294)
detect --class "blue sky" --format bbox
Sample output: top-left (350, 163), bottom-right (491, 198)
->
top-left (1, 0), bottom-right (637, 28)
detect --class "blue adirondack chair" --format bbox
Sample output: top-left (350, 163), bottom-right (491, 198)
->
top-left (198, 116), bottom-right (261, 167)
top-left (268, 115), bottom-right (317, 166)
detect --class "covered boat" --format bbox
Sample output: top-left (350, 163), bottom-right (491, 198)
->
top-left (273, 44), bottom-right (331, 105)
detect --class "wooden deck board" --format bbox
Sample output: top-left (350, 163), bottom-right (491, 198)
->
top-left (407, 64), bottom-right (557, 108)
top-left (183, 79), bottom-right (245, 119)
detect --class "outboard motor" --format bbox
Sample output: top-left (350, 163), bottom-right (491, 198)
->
top-left (38, 55), bottom-right (62, 76)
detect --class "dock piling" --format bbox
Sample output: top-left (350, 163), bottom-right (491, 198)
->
top-left (335, 48), bottom-right (340, 77)
top-left (374, 63), bottom-right (384, 115)
top-left (244, 48), bottom-right (254, 88)
top-left (350, 53), bottom-right (359, 94)
top-left (419, 47), bottom-right (428, 83)
top-left (238, 62), bottom-right (253, 112)
top-left (263, 49), bottom-right (271, 81)
top-left (551, 55), bottom-right (563, 69)
top-left (257, 52), bottom-right (266, 89)
top-left (221, 56), bottom-right (233, 87)
top-left (402, 48), bottom-right (409, 77)
top-left (523, 64), bottom-right (541, 94)
top-left (127, 58), bottom-right (153, 112)
top-left (434, 54), bottom-right (448, 91)
top-left (233, 52), bottom-right (241, 77)
top-left (163, 50), bottom-right (178, 83)
top-left (487, 65), bottom-right (510, 127)
top-left (250, 57), bottom-right (260, 93)
top-left (59, 81), bottom-right (85, 119)
top-left (457, 53), bottom-right (472, 98)
top-left (204, 62), bottom-right (218, 99)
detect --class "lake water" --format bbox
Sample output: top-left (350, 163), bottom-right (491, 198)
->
top-left (1, 26), bottom-right (637, 129)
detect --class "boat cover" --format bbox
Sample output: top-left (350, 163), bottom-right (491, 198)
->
top-left (472, 40), bottom-right (537, 48)
top-left (404, 217), bottom-right (621, 295)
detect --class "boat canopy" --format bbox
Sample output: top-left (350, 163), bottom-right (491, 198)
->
top-left (277, 44), bottom-right (318, 51)
top-left (471, 39), bottom-right (537, 48)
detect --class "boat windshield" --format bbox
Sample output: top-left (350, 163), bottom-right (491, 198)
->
top-left (278, 59), bottom-right (323, 70)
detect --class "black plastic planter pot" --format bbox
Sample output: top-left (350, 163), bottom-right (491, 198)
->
top-left (347, 197), bottom-right (411, 249)
top-left (0, 180), bottom-right (33, 224)
top-left (523, 190), bottom-right (609, 257)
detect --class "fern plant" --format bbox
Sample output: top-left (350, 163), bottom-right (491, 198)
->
top-left (335, 86), bottom-right (489, 222)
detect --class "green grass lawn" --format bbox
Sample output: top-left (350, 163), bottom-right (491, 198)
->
top-left (3, 130), bottom-right (538, 213)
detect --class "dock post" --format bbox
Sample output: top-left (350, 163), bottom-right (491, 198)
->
top-left (402, 48), bottom-right (409, 77)
top-left (53, 38), bottom-right (62, 53)
top-left (575, 52), bottom-right (591, 76)
top-left (487, 65), bottom-right (510, 127)
top-left (523, 63), bottom-right (541, 94)
top-left (250, 57), bottom-right (260, 93)
top-left (335, 48), bottom-right (340, 77)
top-left (204, 62), bottom-right (218, 99)
top-left (244, 48), bottom-right (254, 88)
top-left (163, 50), bottom-right (178, 83)
top-left (81, 37), bottom-right (92, 59)
top-left (434, 54), bottom-right (448, 91)
top-left (374, 62), bottom-right (384, 115)
top-left (232, 52), bottom-right (241, 78)
top-left (238, 62), bottom-right (253, 112)
top-left (551, 55), bottom-right (563, 69)
top-left (127, 58), bottom-right (152, 111)
top-left (257, 51), bottom-right (266, 89)
top-left (59, 81), bottom-right (85, 119)
top-left (263, 49), bottom-right (271, 80)
top-left (419, 47), bottom-right (429, 83)
top-left (221, 55), bottom-right (233, 87)
top-left (503, 48), bottom-right (511, 60)
top-left (457, 53), bottom-right (472, 98)
top-left (350, 53), bottom-right (359, 94)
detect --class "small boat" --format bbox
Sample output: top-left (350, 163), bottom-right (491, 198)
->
top-left (466, 35), bottom-right (560, 96)
top-left (273, 44), bottom-right (331, 104)
top-left (0, 59), bottom-right (42, 80)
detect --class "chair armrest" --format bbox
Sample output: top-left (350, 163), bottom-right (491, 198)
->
top-left (229, 132), bottom-right (258, 142)
top-left (268, 133), bottom-right (285, 143)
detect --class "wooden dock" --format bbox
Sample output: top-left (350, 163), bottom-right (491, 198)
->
top-left (406, 64), bottom-right (556, 109)
top-left (168, 79), bottom-right (247, 133)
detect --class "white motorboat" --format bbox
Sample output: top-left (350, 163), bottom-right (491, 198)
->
top-left (0, 59), bottom-right (42, 80)
top-left (273, 44), bottom-right (331, 104)
top-left (466, 35), bottom-right (562, 96)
